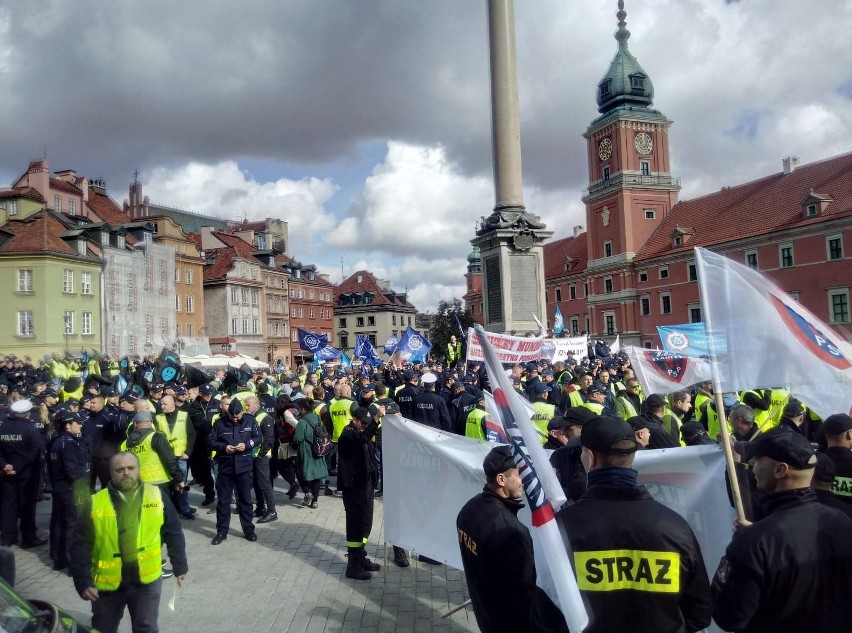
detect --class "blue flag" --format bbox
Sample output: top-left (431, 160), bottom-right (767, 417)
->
top-left (355, 335), bottom-right (383, 368)
top-left (316, 346), bottom-right (342, 361)
top-left (383, 335), bottom-right (399, 356)
top-left (341, 352), bottom-right (352, 369)
top-left (454, 314), bottom-right (467, 340)
top-left (297, 328), bottom-right (328, 353)
top-left (396, 326), bottom-right (432, 361)
top-left (553, 305), bottom-right (565, 335)
top-left (657, 323), bottom-right (728, 356)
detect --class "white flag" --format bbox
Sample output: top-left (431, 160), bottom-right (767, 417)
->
top-left (695, 247), bottom-right (852, 417)
top-left (610, 334), bottom-right (621, 355)
top-left (625, 345), bottom-right (713, 395)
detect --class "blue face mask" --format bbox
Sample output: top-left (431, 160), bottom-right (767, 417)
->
top-left (723, 395), bottom-right (739, 409)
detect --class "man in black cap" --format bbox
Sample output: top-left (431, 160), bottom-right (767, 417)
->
top-left (811, 453), bottom-right (852, 517)
top-left (337, 407), bottom-right (379, 580)
top-left (549, 408), bottom-right (596, 502)
top-left (712, 427), bottom-right (852, 632)
top-left (450, 381), bottom-right (477, 436)
top-left (393, 370), bottom-right (420, 420)
top-left (640, 394), bottom-right (680, 449)
top-left (819, 413), bottom-right (852, 505)
top-left (456, 445), bottom-right (539, 633)
top-left (680, 421), bottom-right (716, 447)
top-left (626, 416), bottom-right (651, 448)
top-left (208, 399), bottom-right (260, 545)
top-left (188, 383), bottom-right (218, 506)
top-left (48, 410), bottom-right (89, 570)
top-left (550, 416), bottom-right (711, 632)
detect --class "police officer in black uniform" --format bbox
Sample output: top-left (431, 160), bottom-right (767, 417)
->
top-left (0, 399), bottom-right (47, 547)
top-left (48, 410), bottom-right (89, 570)
top-left (456, 445), bottom-right (539, 633)
top-left (338, 407), bottom-right (379, 580)
top-left (209, 399), bottom-right (260, 545)
top-left (412, 372), bottom-right (452, 432)
top-left (188, 383), bottom-right (218, 505)
top-left (393, 370), bottom-right (420, 419)
top-left (547, 416), bottom-right (712, 633)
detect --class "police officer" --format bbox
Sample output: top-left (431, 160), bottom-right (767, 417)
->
top-left (187, 383), bottom-right (218, 506)
top-left (450, 381), bottom-right (477, 436)
top-left (551, 416), bottom-right (712, 632)
top-left (120, 411), bottom-right (183, 498)
top-left (155, 395), bottom-right (195, 519)
top-left (0, 399), bottom-right (47, 547)
top-left (456, 445), bottom-right (540, 633)
top-left (48, 410), bottom-right (89, 571)
top-left (412, 373), bottom-right (452, 431)
top-left (822, 413), bottom-right (852, 505)
top-left (394, 370), bottom-right (420, 419)
top-left (245, 396), bottom-right (277, 522)
top-left (338, 407), bottom-right (379, 580)
top-left (530, 381), bottom-right (555, 444)
top-left (82, 392), bottom-right (122, 489)
top-left (712, 428), bottom-right (852, 631)
top-left (209, 399), bottom-right (260, 545)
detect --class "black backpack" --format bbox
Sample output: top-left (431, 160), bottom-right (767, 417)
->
top-left (307, 416), bottom-right (331, 458)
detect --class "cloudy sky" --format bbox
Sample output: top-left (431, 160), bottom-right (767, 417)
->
top-left (2, 0), bottom-right (851, 312)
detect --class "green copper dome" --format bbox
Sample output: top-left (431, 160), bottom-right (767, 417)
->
top-left (467, 246), bottom-right (481, 273)
top-left (596, 0), bottom-right (654, 114)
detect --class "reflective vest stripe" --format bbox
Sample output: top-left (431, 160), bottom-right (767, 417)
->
top-left (90, 485), bottom-right (164, 591)
top-left (121, 432), bottom-right (170, 485)
top-left (329, 399), bottom-right (354, 442)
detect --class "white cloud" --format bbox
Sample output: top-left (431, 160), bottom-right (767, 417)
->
top-left (142, 160), bottom-right (339, 251)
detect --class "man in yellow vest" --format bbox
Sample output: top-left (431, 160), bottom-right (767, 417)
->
top-left (120, 412), bottom-right (183, 495)
top-left (464, 395), bottom-right (494, 442)
top-left (614, 379), bottom-right (643, 420)
top-left (156, 395), bottom-right (195, 520)
top-left (446, 335), bottom-right (462, 366)
top-left (530, 382), bottom-right (556, 445)
top-left (70, 451), bottom-right (187, 633)
top-left (328, 383), bottom-right (356, 496)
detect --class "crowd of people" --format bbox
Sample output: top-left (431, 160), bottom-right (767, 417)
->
top-left (1, 344), bottom-right (851, 632)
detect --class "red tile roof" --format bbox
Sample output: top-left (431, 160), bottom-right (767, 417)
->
top-left (49, 178), bottom-right (82, 195)
top-left (334, 270), bottom-right (414, 308)
top-left (212, 231), bottom-right (260, 260)
top-left (0, 187), bottom-right (45, 203)
top-left (203, 249), bottom-right (235, 282)
top-left (637, 152), bottom-right (852, 260)
top-left (86, 188), bottom-right (131, 227)
top-left (0, 211), bottom-right (82, 256)
top-left (543, 233), bottom-right (588, 279)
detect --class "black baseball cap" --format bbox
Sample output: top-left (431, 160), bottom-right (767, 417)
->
top-left (738, 427), bottom-right (815, 469)
top-left (680, 421), bottom-right (705, 438)
top-left (554, 407), bottom-right (597, 429)
top-left (824, 414), bottom-right (852, 435)
top-left (586, 383), bottom-right (605, 395)
top-left (581, 416), bottom-right (638, 455)
top-left (627, 416), bottom-right (649, 432)
top-left (483, 445), bottom-right (516, 477)
top-left (199, 384), bottom-right (215, 396)
top-left (644, 394), bottom-right (666, 409)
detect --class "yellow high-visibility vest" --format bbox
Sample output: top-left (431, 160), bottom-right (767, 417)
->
top-left (120, 432), bottom-right (170, 485)
top-left (155, 411), bottom-right (189, 457)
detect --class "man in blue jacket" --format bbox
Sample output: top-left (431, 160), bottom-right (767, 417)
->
top-left (208, 399), bottom-right (260, 545)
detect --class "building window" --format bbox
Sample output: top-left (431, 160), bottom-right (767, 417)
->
top-left (357, 317), bottom-right (365, 327)
top-left (291, 307), bottom-right (296, 317)
top-left (252, 290), bottom-right (259, 305)
top-left (292, 330), bottom-right (298, 342)
top-left (604, 277), bottom-right (613, 294)
top-left (290, 289), bottom-right (295, 299)
top-left (8, 201), bottom-right (17, 216)
top-left (186, 296), bottom-right (194, 313)
top-left (555, 287), bottom-right (562, 302)
top-left (745, 250), bottom-right (758, 269)
top-left (659, 266), bottom-right (669, 280)
top-left (367, 316), bottom-right (375, 326)
top-left (644, 209), bottom-right (655, 220)
top-left (340, 335), bottom-right (349, 350)
top-left (185, 269), bottom-right (193, 284)
top-left (298, 308), bottom-right (303, 318)
top-left (81, 272), bottom-right (92, 295)
top-left (829, 289), bottom-right (850, 323)
top-left (63, 269), bottom-right (74, 293)
top-left (54, 195), bottom-right (61, 212)
top-left (392, 315), bottom-right (396, 325)
top-left (638, 271), bottom-right (647, 283)
top-left (174, 268), bottom-right (180, 283)
top-left (569, 285), bottom-right (576, 300)
top-left (780, 244), bottom-right (794, 268)
top-left (604, 312), bottom-right (616, 335)
top-left (231, 288), bottom-right (239, 304)
top-left (630, 75), bottom-right (645, 90)
top-left (17, 269), bottom-right (33, 293)
top-left (688, 262), bottom-right (697, 282)
top-left (603, 240), bottom-right (613, 257)
top-left (68, 199), bottom-right (76, 214)
top-left (640, 296), bottom-right (651, 316)
top-left (690, 306), bottom-right (702, 323)
top-left (661, 293), bottom-right (672, 314)
top-left (602, 165), bottom-right (610, 181)
top-left (674, 235), bottom-right (682, 247)
top-left (806, 204), bottom-right (817, 217)
top-left (17, 311), bottom-right (34, 337)
top-left (570, 317), bottom-right (580, 335)
top-left (643, 340), bottom-right (653, 349)
top-left (241, 289), bottom-right (249, 304)
top-left (63, 311), bottom-right (74, 335)
top-left (252, 319), bottom-right (259, 334)
top-left (339, 318), bottom-right (347, 328)
top-left (309, 309), bottom-right (315, 319)
top-left (232, 318), bottom-right (239, 334)
top-left (827, 235), bottom-right (843, 261)
top-left (408, 316), bottom-right (412, 325)
top-left (583, 282), bottom-right (589, 297)
top-left (186, 324), bottom-right (193, 337)
top-left (175, 294), bottom-right (181, 311)
top-left (242, 319), bottom-right (249, 335)
top-left (116, 235), bottom-right (125, 249)
top-left (82, 311), bottom-right (92, 335)
top-left (640, 160), bottom-right (650, 176)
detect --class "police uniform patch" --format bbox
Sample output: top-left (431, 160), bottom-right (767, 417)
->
top-left (574, 550), bottom-right (681, 593)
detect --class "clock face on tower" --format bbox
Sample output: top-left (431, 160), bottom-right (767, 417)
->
top-left (598, 138), bottom-right (613, 161)
top-left (635, 132), bottom-right (653, 155)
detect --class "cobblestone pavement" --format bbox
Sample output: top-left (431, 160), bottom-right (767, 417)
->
top-left (10, 481), bottom-right (480, 633)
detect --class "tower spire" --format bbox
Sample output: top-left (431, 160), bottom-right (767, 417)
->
top-left (616, 0), bottom-right (630, 47)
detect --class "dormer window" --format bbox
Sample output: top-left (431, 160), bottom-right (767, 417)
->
top-left (630, 74), bottom-right (646, 91)
top-left (598, 79), bottom-right (612, 99)
top-left (806, 204), bottom-right (817, 217)
top-left (671, 225), bottom-right (694, 248)
top-left (100, 231), bottom-right (109, 246)
top-left (77, 239), bottom-right (87, 256)
top-left (800, 189), bottom-right (831, 219)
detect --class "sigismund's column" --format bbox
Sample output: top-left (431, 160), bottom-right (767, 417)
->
top-left (472, 0), bottom-right (552, 334)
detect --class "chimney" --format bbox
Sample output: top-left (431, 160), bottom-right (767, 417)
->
top-left (782, 156), bottom-right (799, 175)
top-left (573, 225), bottom-right (583, 238)
top-left (26, 160), bottom-right (50, 200)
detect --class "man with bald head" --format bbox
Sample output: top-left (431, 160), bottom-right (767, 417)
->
top-left (155, 395), bottom-right (195, 519)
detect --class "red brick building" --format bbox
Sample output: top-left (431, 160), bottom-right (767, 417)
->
top-left (278, 255), bottom-right (334, 366)
top-left (466, 4), bottom-right (852, 346)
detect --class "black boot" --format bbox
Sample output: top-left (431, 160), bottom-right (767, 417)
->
top-left (393, 546), bottom-right (410, 568)
top-left (345, 548), bottom-right (371, 580)
top-left (358, 547), bottom-right (380, 572)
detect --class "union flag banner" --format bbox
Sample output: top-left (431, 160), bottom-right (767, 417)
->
top-left (695, 247), bottom-right (852, 417)
top-left (625, 346), bottom-right (713, 395)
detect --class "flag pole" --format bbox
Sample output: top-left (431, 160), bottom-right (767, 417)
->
top-left (695, 248), bottom-right (746, 523)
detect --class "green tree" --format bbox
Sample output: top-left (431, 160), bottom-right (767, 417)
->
top-left (428, 299), bottom-right (475, 364)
